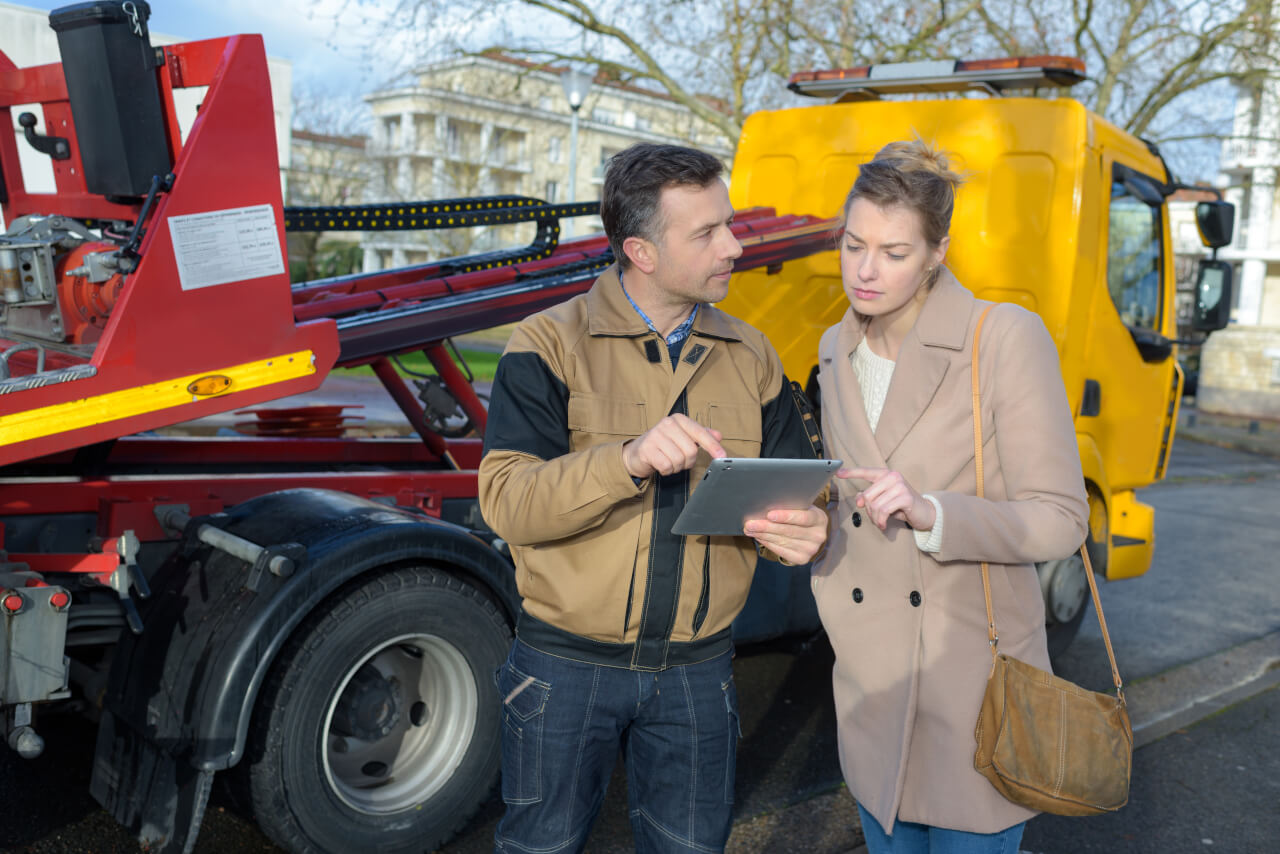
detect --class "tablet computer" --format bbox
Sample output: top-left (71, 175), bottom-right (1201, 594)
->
top-left (671, 457), bottom-right (841, 536)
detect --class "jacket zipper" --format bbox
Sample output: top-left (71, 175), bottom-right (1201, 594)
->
top-left (623, 552), bottom-right (637, 635)
top-left (691, 539), bottom-right (711, 637)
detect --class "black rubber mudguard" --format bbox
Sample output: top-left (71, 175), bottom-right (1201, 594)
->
top-left (90, 488), bottom-right (518, 852)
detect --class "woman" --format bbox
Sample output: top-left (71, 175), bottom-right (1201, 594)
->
top-left (812, 140), bottom-right (1090, 852)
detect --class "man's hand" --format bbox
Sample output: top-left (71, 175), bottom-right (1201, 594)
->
top-left (837, 467), bottom-right (936, 531)
top-left (623, 414), bottom-right (726, 478)
top-left (743, 505), bottom-right (829, 565)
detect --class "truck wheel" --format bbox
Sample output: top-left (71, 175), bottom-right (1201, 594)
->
top-left (242, 566), bottom-right (511, 854)
top-left (1040, 553), bottom-right (1089, 660)
top-left (1043, 487), bottom-right (1108, 660)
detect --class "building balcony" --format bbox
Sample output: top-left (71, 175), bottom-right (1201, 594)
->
top-left (366, 141), bottom-right (436, 158)
top-left (365, 142), bottom-right (530, 174)
top-left (1221, 137), bottom-right (1275, 171)
top-left (484, 157), bottom-right (532, 173)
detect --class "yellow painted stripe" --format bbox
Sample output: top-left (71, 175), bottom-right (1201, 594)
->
top-left (0, 351), bottom-right (316, 446)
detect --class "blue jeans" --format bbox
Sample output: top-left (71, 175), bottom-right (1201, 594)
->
top-left (493, 638), bottom-right (739, 853)
top-left (857, 803), bottom-right (1025, 854)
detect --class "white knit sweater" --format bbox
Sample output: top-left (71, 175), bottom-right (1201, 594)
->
top-left (851, 338), bottom-right (944, 552)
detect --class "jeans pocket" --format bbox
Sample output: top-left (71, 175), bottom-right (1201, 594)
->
top-left (497, 660), bottom-right (552, 805)
top-left (721, 677), bottom-right (741, 805)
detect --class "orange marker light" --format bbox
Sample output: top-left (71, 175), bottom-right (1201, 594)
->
top-left (3, 592), bottom-right (24, 613)
top-left (187, 375), bottom-right (233, 396)
top-left (50, 591), bottom-right (71, 609)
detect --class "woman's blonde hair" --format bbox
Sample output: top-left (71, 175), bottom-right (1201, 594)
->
top-left (841, 139), bottom-right (964, 254)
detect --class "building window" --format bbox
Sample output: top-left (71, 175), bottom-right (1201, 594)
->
top-left (596, 147), bottom-right (623, 180)
top-left (549, 136), bottom-right (562, 164)
top-left (446, 121), bottom-right (461, 158)
top-left (545, 180), bottom-right (559, 204)
top-left (591, 107), bottom-right (619, 126)
top-left (1107, 165), bottom-right (1165, 332)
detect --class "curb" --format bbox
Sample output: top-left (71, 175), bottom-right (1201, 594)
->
top-left (1176, 429), bottom-right (1280, 460)
top-left (1127, 629), bottom-right (1280, 748)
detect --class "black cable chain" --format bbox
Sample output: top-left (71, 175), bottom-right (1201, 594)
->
top-left (282, 196), bottom-right (599, 233)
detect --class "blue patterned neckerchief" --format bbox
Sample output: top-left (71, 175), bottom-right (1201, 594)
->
top-left (619, 271), bottom-right (699, 350)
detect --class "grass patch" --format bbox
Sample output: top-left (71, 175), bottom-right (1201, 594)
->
top-left (336, 348), bottom-right (502, 383)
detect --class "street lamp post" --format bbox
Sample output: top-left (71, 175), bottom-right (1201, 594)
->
top-left (559, 67), bottom-right (594, 238)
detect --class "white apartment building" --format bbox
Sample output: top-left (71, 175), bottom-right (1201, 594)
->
top-left (361, 54), bottom-right (734, 271)
top-left (1202, 75), bottom-right (1280, 418)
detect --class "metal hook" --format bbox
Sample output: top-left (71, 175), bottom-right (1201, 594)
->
top-left (122, 1), bottom-right (143, 37)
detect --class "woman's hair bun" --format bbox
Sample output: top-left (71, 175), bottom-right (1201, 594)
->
top-left (873, 139), bottom-right (963, 190)
top-left (841, 137), bottom-right (964, 247)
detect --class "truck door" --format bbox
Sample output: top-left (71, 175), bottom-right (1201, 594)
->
top-left (1095, 160), bottom-right (1181, 491)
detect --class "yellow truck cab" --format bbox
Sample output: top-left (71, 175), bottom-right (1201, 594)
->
top-left (721, 57), bottom-right (1235, 652)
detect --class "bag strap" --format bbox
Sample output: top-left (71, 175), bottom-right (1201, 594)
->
top-left (970, 305), bottom-right (1124, 697)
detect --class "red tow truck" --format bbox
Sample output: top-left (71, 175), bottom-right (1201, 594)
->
top-left (0, 6), bottom-right (834, 852)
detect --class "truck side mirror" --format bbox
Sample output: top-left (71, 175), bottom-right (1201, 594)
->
top-left (1192, 259), bottom-right (1233, 332)
top-left (1195, 201), bottom-right (1235, 249)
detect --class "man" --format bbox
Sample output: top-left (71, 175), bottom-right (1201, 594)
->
top-left (478, 143), bottom-right (828, 853)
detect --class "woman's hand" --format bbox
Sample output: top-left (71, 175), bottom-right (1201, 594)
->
top-left (837, 467), bottom-right (936, 532)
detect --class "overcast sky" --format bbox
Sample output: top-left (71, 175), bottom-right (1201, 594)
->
top-left (12, 0), bottom-right (400, 94)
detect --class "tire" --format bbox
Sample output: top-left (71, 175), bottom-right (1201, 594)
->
top-left (1044, 486), bottom-right (1109, 661)
top-left (1045, 591), bottom-right (1088, 660)
top-left (1039, 552), bottom-right (1088, 660)
top-left (242, 566), bottom-right (511, 854)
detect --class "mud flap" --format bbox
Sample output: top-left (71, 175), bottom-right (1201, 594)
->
top-left (91, 708), bottom-right (213, 854)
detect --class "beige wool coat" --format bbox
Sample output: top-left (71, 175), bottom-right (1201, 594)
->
top-left (812, 270), bottom-right (1089, 834)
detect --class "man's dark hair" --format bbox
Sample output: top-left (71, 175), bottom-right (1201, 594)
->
top-left (600, 143), bottom-right (724, 270)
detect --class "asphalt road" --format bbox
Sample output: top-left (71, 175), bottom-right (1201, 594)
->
top-left (1022, 684), bottom-right (1280, 854)
top-left (2, 439), bottom-right (1277, 854)
top-left (1021, 439), bottom-right (1280, 853)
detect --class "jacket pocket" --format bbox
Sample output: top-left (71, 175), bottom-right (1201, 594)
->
top-left (567, 392), bottom-right (647, 452)
top-left (496, 662), bottom-right (552, 805)
top-left (704, 401), bottom-right (762, 458)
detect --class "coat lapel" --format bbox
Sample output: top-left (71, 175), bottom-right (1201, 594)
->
top-left (661, 304), bottom-right (740, 416)
top-left (873, 333), bottom-right (950, 462)
top-left (872, 270), bottom-right (975, 463)
top-left (664, 337), bottom-right (715, 414)
top-left (822, 309), bottom-right (887, 470)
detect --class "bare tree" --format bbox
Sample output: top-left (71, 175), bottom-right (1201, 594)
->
top-left (975, 0), bottom-right (1278, 176)
top-left (349, 0), bottom-right (1274, 174)
top-left (287, 84), bottom-right (372, 281)
top-left (350, 0), bottom-right (987, 144)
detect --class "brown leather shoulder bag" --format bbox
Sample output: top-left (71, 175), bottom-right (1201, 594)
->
top-left (969, 304), bottom-right (1133, 816)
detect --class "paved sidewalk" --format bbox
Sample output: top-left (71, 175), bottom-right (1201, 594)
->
top-left (1175, 405), bottom-right (1280, 459)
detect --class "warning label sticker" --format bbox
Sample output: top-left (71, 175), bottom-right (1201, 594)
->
top-left (168, 204), bottom-right (285, 290)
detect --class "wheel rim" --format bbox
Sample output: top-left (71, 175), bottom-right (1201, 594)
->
top-left (1048, 554), bottom-right (1089, 623)
top-left (321, 632), bottom-right (478, 814)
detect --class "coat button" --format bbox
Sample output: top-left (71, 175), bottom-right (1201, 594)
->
top-left (851, 511), bottom-right (862, 528)
top-left (852, 588), bottom-right (864, 603)
top-left (909, 591), bottom-right (922, 607)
